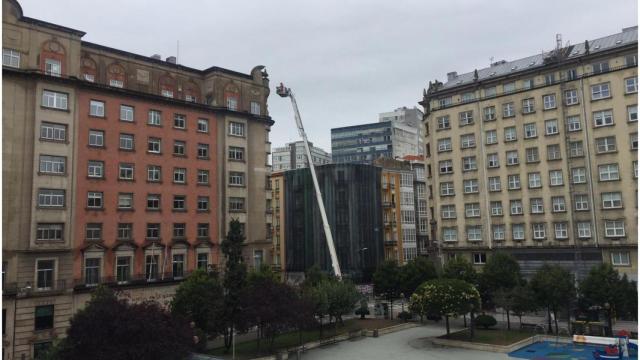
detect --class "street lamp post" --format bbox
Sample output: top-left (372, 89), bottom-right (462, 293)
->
top-left (358, 247), bottom-right (368, 282)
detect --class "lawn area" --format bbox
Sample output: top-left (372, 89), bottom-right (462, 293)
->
top-left (443, 328), bottom-right (533, 346)
top-left (208, 318), bottom-right (401, 359)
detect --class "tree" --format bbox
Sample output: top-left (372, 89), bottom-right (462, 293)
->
top-left (302, 282), bottom-right (329, 337)
top-left (442, 256), bottom-right (477, 285)
top-left (355, 298), bottom-right (370, 319)
top-left (318, 278), bottom-right (360, 326)
top-left (303, 264), bottom-right (329, 287)
top-left (479, 252), bottom-right (521, 308)
top-left (493, 288), bottom-right (515, 330)
top-left (171, 269), bottom-right (224, 340)
top-left (409, 279), bottom-right (480, 337)
top-left (373, 260), bottom-right (401, 319)
top-left (510, 284), bottom-right (538, 327)
top-left (530, 264), bottom-right (575, 334)
top-left (51, 286), bottom-right (193, 360)
top-left (400, 257), bottom-right (438, 300)
top-left (221, 219), bottom-right (249, 351)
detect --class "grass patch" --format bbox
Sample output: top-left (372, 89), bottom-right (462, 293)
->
top-left (208, 318), bottom-right (401, 359)
top-left (442, 328), bottom-right (533, 346)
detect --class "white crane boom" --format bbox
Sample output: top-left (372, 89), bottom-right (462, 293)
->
top-left (276, 83), bottom-right (342, 279)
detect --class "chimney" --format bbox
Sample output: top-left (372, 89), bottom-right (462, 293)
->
top-left (151, 54), bottom-right (162, 60)
top-left (166, 56), bottom-right (177, 64)
top-left (446, 71), bottom-right (458, 81)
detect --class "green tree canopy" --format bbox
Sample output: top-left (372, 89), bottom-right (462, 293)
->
top-left (221, 219), bottom-right (249, 350)
top-left (171, 269), bottom-right (224, 337)
top-left (373, 260), bottom-right (401, 319)
top-left (479, 252), bottom-right (522, 308)
top-left (530, 264), bottom-right (575, 334)
top-left (442, 256), bottom-right (477, 285)
top-left (317, 278), bottom-right (360, 325)
top-left (510, 284), bottom-right (538, 326)
top-left (400, 257), bottom-right (438, 299)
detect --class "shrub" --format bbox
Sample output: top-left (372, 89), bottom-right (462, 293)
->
top-left (398, 311), bottom-right (412, 321)
top-left (355, 299), bottom-right (370, 319)
top-left (426, 313), bottom-right (442, 322)
top-left (475, 314), bottom-right (497, 329)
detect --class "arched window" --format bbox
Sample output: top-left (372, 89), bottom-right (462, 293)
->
top-left (81, 56), bottom-right (97, 82)
top-left (183, 81), bottom-right (200, 103)
top-left (159, 74), bottom-right (175, 98)
top-left (40, 40), bottom-right (66, 77)
top-left (224, 83), bottom-right (240, 111)
top-left (107, 63), bottom-right (126, 88)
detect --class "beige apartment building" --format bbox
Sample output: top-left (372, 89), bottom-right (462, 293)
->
top-left (2, 0), bottom-right (273, 358)
top-left (421, 28), bottom-right (638, 280)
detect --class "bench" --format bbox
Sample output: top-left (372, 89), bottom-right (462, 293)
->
top-left (521, 323), bottom-right (539, 331)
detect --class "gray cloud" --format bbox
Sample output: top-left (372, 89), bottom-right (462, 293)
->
top-left (19, 0), bottom-right (637, 151)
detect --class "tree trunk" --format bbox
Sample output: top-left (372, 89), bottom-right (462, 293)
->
top-left (469, 310), bottom-right (475, 340)
top-left (445, 315), bottom-right (450, 337)
top-left (547, 306), bottom-right (553, 334)
top-left (257, 324), bottom-right (261, 353)
top-left (519, 315), bottom-right (523, 328)
top-left (506, 309), bottom-right (511, 330)
top-left (389, 300), bottom-right (393, 320)
top-left (607, 309), bottom-right (613, 337)
top-left (319, 316), bottom-right (323, 338)
top-left (224, 328), bottom-right (233, 351)
top-left (463, 314), bottom-right (467, 327)
top-left (553, 309), bottom-right (559, 335)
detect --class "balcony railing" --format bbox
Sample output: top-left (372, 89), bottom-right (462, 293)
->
top-left (5, 280), bottom-right (68, 297)
top-left (73, 270), bottom-right (210, 289)
top-left (384, 239), bottom-right (398, 246)
top-left (382, 201), bottom-right (395, 208)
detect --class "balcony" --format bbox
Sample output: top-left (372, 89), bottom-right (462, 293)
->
top-left (8, 280), bottom-right (68, 297)
top-left (73, 271), bottom-right (203, 290)
top-left (382, 201), bottom-right (395, 208)
top-left (266, 208), bottom-right (273, 214)
top-left (383, 220), bottom-right (397, 228)
top-left (384, 239), bottom-right (398, 246)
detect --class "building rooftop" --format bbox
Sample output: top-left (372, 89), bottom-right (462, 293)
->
top-left (441, 27), bottom-right (638, 91)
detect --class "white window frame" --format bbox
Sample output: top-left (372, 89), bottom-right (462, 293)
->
top-left (42, 90), bottom-right (68, 110)
top-left (602, 192), bottom-right (622, 209)
top-left (466, 226), bottom-right (482, 242)
top-left (45, 58), bottom-right (61, 77)
top-left (545, 119), bottom-right (559, 135)
top-left (490, 201), bottom-right (503, 216)
top-left (574, 194), bottom-right (589, 211)
top-left (593, 110), bottom-right (614, 127)
top-left (148, 110), bottom-right (162, 126)
top-left (577, 222), bottom-right (591, 239)
top-left (604, 220), bottom-right (625, 238)
top-left (611, 252), bottom-right (630, 266)
top-left (486, 130), bottom-right (497, 145)
top-left (554, 223), bottom-right (568, 239)
top-left (2, 48), bottom-right (20, 68)
top-left (229, 122), bottom-right (245, 136)
top-left (628, 105), bottom-right (638, 122)
top-left (532, 223), bottom-right (546, 240)
top-left (567, 116), bottom-right (581, 131)
top-left (488, 176), bottom-right (501, 192)
top-left (120, 105), bottom-right (134, 122)
top-left (543, 94), bottom-right (556, 109)
top-left (598, 163), bottom-right (620, 181)
top-left (437, 138), bottom-right (452, 152)
top-left (625, 77), bottom-right (638, 94)
top-left (549, 170), bottom-right (563, 186)
top-left (443, 227), bottom-right (457, 242)
top-left (552, 196), bottom-right (566, 212)
top-left (507, 175), bottom-right (520, 190)
top-left (512, 223), bottom-right (525, 240)
top-left (524, 123), bottom-right (537, 138)
top-left (502, 102), bottom-right (515, 117)
top-left (510, 200), bottom-right (523, 215)
top-left (504, 127), bottom-right (517, 142)
top-left (441, 205), bottom-right (456, 219)
top-left (564, 89), bottom-right (579, 105)
top-left (591, 83), bottom-right (611, 100)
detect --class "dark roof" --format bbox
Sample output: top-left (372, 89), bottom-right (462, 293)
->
top-left (20, 16), bottom-right (86, 37)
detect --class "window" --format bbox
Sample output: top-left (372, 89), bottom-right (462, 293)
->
top-left (197, 143), bottom-right (209, 158)
top-left (110, 79), bottom-right (124, 88)
top-left (88, 130), bottom-right (104, 147)
top-left (174, 114), bottom-right (186, 129)
top-left (544, 73), bottom-right (555, 85)
top-left (117, 193), bottom-right (133, 209)
top-left (173, 254), bottom-right (185, 278)
top-left (522, 98), bottom-right (535, 114)
top-left (161, 89), bottom-right (173, 98)
top-left (439, 160), bottom-right (453, 174)
top-left (462, 156), bottom-right (477, 171)
top-left (459, 111), bottom-right (473, 126)
top-left (628, 105), bottom-right (638, 122)
top-left (197, 196), bottom-right (209, 211)
top-left (611, 252), bottom-right (630, 266)
top-left (549, 170), bottom-right (563, 186)
top-left (504, 127), bottom-right (517, 142)
top-left (42, 90), bottom-right (68, 110)
top-left (524, 123), bottom-right (537, 138)
top-left (492, 225), bottom-right (505, 241)
top-left (119, 133), bottom-right (134, 150)
top-left (145, 255), bottom-right (159, 281)
top-left (507, 174), bottom-right (520, 190)
top-left (593, 110), bottom-right (614, 127)
top-left (565, 89), bottom-right (579, 105)
top-left (40, 122), bottom-right (66, 141)
top-left (85, 223), bottom-right (102, 241)
top-left (466, 226), bottom-right (482, 241)
top-left (604, 220), bottom-right (625, 237)
top-left (460, 134), bottom-right (475, 149)
top-left (197, 169), bottom-right (209, 185)
top-left (598, 163), bottom-right (619, 181)
top-left (490, 201), bottom-right (503, 216)
top-left (592, 61), bottom-right (609, 74)
top-left (572, 167), bottom-right (586, 184)
top-left (440, 182), bottom-right (454, 196)
top-left (506, 151), bottom-right (519, 166)
top-left (250, 101), bottom-right (261, 115)
top-left (227, 96), bottom-right (238, 110)
top-left (574, 194), bottom-right (589, 211)
top-left (485, 130), bottom-right (497, 145)
top-left (229, 171), bottom-right (245, 186)
top-left (173, 195), bottom-right (186, 211)
top-left (146, 223), bottom-right (160, 239)
top-left (530, 198), bottom-right (544, 214)
top-left (146, 195), bottom-right (161, 210)
top-left (465, 203), bottom-right (480, 217)
top-left (483, 106), bottom-right (496, 121)
top-left (228, 146), bottom-right (244, 160)
top-left (36, 260), bottom-right (55, 290)
top-left (229, 197), bottom-right (245, 211)
top-left (488, 176), bottom-right (501, 192)
top-left (634, 161), bottom-right (638, 179)
top-left (528, 172), bottom-right (541, 188)
top-left (39, 155), bottom-right (65, 174)
top-left (625, 77), bottom-right (638, 94)
top-left (592, 137), bottom-right (616, 155)
top-left (38, 189), bottom-right (65, 208)
top-left (117, 223), bottom-right (133, 240)
top-left (591, 83), bottom-right (611, 100)
top-left (473, 253), bottom-right (487, 264)
top-left (2, 48), bottom-right (20, 67)
top-left (441, 205), bottom-right (456, 219)
top-left (147, 165), bottom-right (161, 182)
top-left (554, 223), bottom-right (568, 239)
top-left (197, 253), bottom-right (209, 270)
top-left (487, 153), bottom-right (499, 168)
top-left (630, 133), bottom-right (638, 150)
top-left (90, 100), bottom-right (105, 117)
top-left (577, 222), bottom-right (591, 239)
top-left (437, 116), bottom-right (450, 129)
top-left (503, 102), bottom-right (515, 117)
top-left (545, 119), bottom-right (559, 135)
top-left (229, 122), bottom-right (245, 136)
top-left (173, 168), bottom-right (187, 184)
top-left (173, 141), bottom-right (186, 156)
top-left (173, 223), bottom-right (186, 239)
top-left (118, 163), bottom-right (134, 180)
top-left (116, 256), bottom-right (131, 283)
top-left (87, 191), bottom-right (103, 209)
top-left (84, 258), bottom-right (100, 286)
top-left (566, 116), bottom-right (581, 131)
top-left (443, 228), bottom-right (457, 242)
top-left (532, 223), bottom-right (546, 239)
top-left (552, 196), bottom-right (566, 212)
top-left (185, 95), bottom-right (196, 102)
top-left (148, 110), bottom-right (161, 126)
top-left (512, 224), bottom-right (525, 240)
top-left (504, 82), bottom-right (516, 93)
top-left (35, 305), bottom-right (54, 330)
top-left (197, 223), bottom-right (210, 238)
top-left (36, 223), bottom-right (64, 241)
top-left (438, 97), bottom-right (452, 107)
top-left (510, 200), bottom-right (523, 215)
top-left (569, 141), bottom-right (584, 157)
top-left (147, 137), bottom-right (161, 153)
top-left (45, 58), bottom-right (61, 76)
top-left (197, 118), bottom-right (209, 132)
top-left (120, 105), bottom-right (134, 122)
top-left (547, 144), bottom-right (561, 161)
top-left (602, 192), bottom-right (622, 209)
top-left (543, 94), bottom-right (556, 109)
top-left (526, 148), bottom-right (539, 163)
top-left (438, 138), bottom-right (452, 152)
top-left (463, 179), bottom-right (479, 194)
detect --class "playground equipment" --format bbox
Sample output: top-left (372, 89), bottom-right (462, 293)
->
top-left (591, 331), bottom-right (637, 359)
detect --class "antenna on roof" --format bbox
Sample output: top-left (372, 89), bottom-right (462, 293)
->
top-left (556, 33), bottom-right (562, 51)
top-left (490, 56), bottom-right (494, 66)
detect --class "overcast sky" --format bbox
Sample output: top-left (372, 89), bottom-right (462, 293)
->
top-left (19, 0), bottom-right (637, 151)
